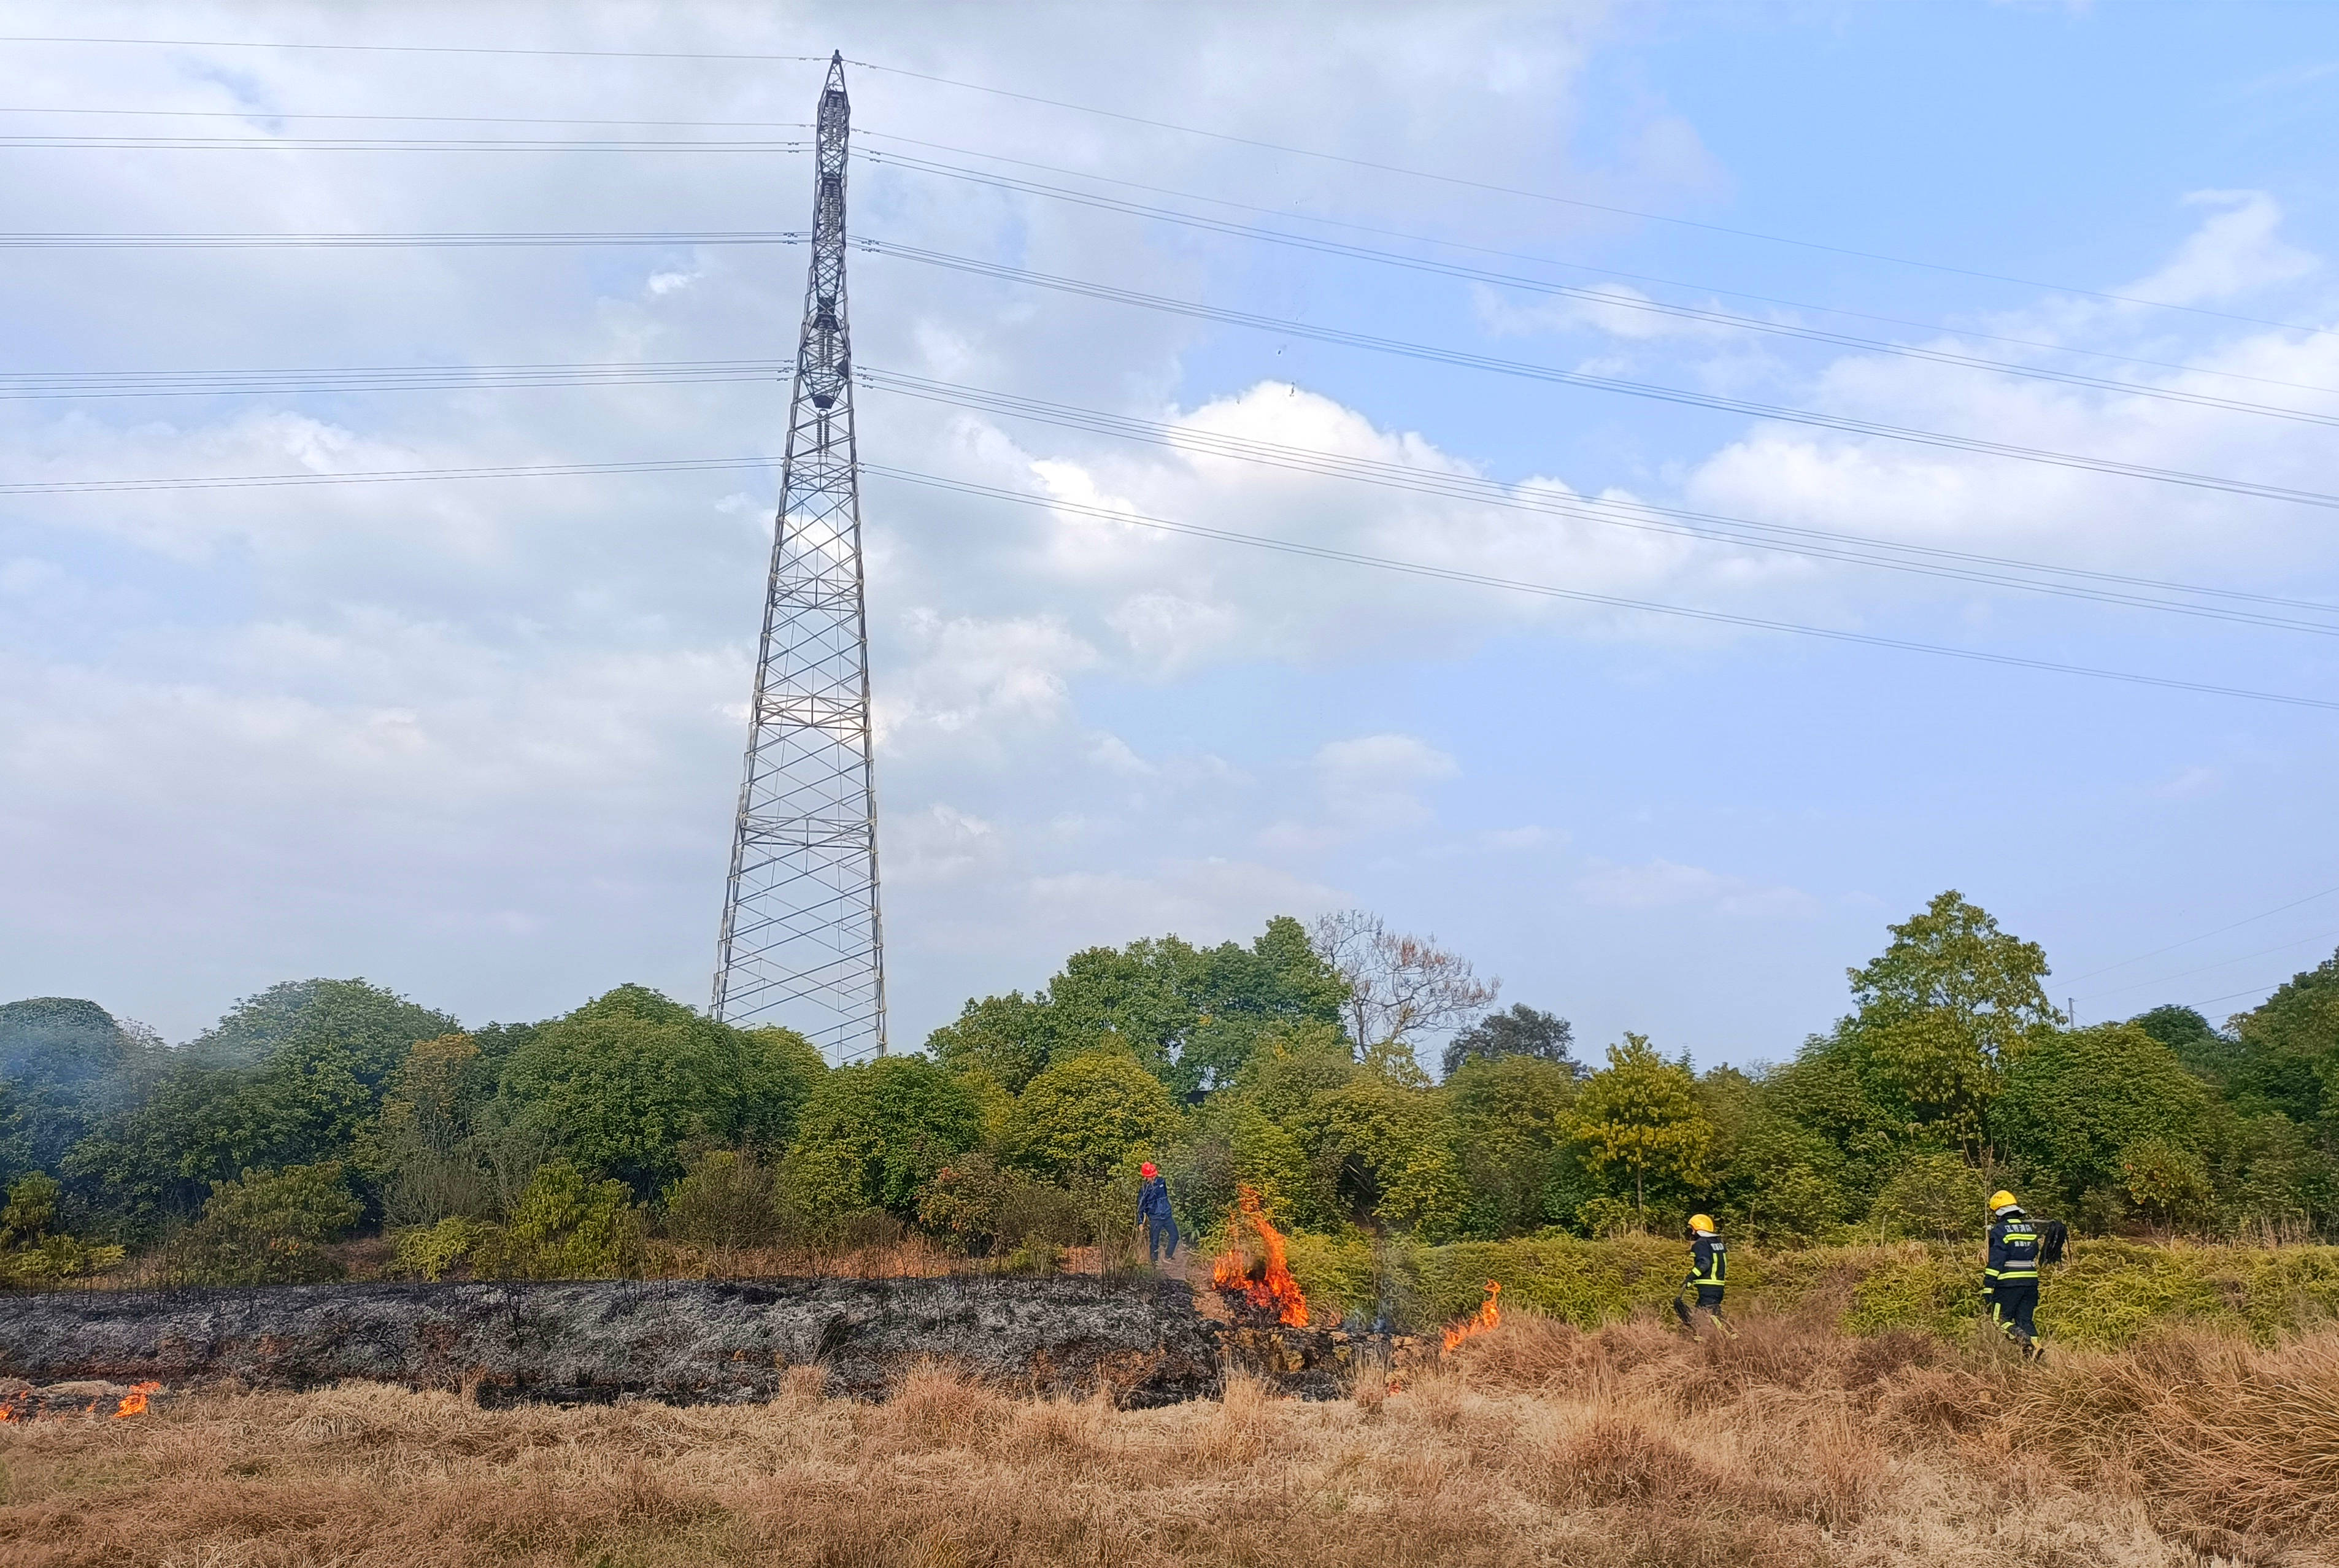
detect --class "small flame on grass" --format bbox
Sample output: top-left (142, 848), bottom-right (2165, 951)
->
top-left (1442, 1280), bottom-right (1503, 1351)
top-left (112, 1382), bottom-right (162, 1419)
top-left (1210, 1185), bottom-right (1309, 1328)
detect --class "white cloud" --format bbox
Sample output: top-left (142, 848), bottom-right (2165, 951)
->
top-left (2120, 191), bottom-right (2318, 307)
top-left (1575, 859), bottom-right (1820, 920)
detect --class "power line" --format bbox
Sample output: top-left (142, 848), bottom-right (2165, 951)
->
top-left (865, 147), bottom-right (2339, 431)
top-left (858, 367), bottom-right (2339, 636)
top-left (0, 358), bottom-right (787, 399)
top-left (0, 455), bottom-right (780, 494)
top-left (2187, 953), bottom-right (2339, 1012)
top-left (13, 350), bottom-right (2331, 636)
top-left (2075, 925), bottom-right (2339, 1003)
top-left (0, 229), bottom-right (801, 248)
top-left (4, 442), bottom-right (2327, 710)
top-left (856, 128), bottom-right (2339, 403)
top-left (0, 34), bottom-right (828, 63)
top-left (847, 59), bottom-right (2339, 342)
top-left (856, 463), bottom-right (2339, 713)
top-left (0, 133), bottom-right (809, 151)
top-left (863, 240), bottom-right (2339, 515)
top-left (2062, 882), bottom-right (2339, 983)
top-left (10, 354), bottom-right (2337, 635)
top-left (0, 107), bottom-right (813, 127)
top-left (13, 34), bottom-right (2335, 340)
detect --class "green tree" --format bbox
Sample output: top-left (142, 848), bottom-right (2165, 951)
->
top-left (1838, 891), bottom-right (2059, 1155)
top-left (2130, 1004), bottom-right (2239, 1084)
top-left (1441, 1004), bottom-right (1579, 1080)
top-left (1, 997), bottom-right (163, 1172)
top-left (2222, 951), bottom-right (2339, 1129)
top-left (925, 917), bottom-right (1349, 1101)
top-left (182, 978), bottom-right (458, 1078)
top-left (1301, 1075), bottom-right (1471, 1237)
top-left (787, 1056), bottom-right (982, 1218)
top-left (1002, 1052), bottom-right (1179, 1183)
top-left (1991, 1023), bottom-right (2212, 1207)
top-left (499, 986), bottom-right (823, 1193)
top-left (2119, 1136), bottom-right (2215, 1234)
top-left (499, 1159), bottom-right (644, 1277)
top-left (1567, 1034), bottom-right (1713, 1216)
top-left (1446, 1055), bottom-right (1579, 1235)
top-left (173, 1162), bottom-right (364, 1285)
top-left (1866, 1150), bottom-right (1987, 1241)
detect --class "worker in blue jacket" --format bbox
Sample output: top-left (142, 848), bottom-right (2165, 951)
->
top-left (1983, 1189), bottom-right (2044, 1361)
top-left (1138, 1161), bottom-right (1179, 1266)
top-left (1671, 1213), bottom-right (1736, 1339)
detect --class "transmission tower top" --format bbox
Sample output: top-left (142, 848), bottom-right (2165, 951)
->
top-left (711, 50), bottom-right (887, 1059)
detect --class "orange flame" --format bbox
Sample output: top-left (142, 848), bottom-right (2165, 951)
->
top-left (112, 1382), bottom-right (162, 1419)
top-left (1209, 1185), bottom-right (1309, 1328)
top-left (1441, 1280), bottom-right (1503, 1351)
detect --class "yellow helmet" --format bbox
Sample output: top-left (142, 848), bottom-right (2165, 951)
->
top-left (1687, 1213), bottom-right (1717, 1234)
top-left (1989, 1190), bottom-right (2018, 1213)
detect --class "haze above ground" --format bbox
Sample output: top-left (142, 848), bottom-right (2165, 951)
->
top-left (1, 1), bottom-right (2334, 1062)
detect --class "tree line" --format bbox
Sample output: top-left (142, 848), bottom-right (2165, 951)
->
top-left (2, 893), bottom-right (2335, 1286)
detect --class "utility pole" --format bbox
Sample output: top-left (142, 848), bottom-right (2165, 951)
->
top-left (711, 52), bottom-right (887, 1059)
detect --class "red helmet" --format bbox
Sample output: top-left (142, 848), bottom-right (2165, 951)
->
top-left (1140, 1162), bottom-right (1158, 1177)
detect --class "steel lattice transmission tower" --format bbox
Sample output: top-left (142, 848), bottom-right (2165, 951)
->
top-left (712, 52), bottom-right (887, 1058)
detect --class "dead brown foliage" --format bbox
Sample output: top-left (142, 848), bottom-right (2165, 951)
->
top-left (4, 1314), bottom-right (2333, 1566)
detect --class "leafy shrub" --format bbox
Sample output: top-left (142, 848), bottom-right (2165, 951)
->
top-left (172, 1162), bottom-right (363, 1285)
top-left (2120, 1136), bottom-right (2215, 1232)
top-left (1843, 1247), bottom-right (1983, 1337)
top-left (788, 1056), bottom-right (982, 1218)
top-left (661, 1148), bottom-right (782, 1247)
top-left (1002, 1051), bottom-right (1179, 1183)
top-left (499, 1159), bottom-right (644, 1278)
top-left (915, 1153), bottom-right (1083, 1255)
top-left (0, 1172), bottom-right (126, 1285)
top-left (1867, 1152), bottom-right (1987, 1241)
top-left (391, 1215), bottom-right (497, 1282)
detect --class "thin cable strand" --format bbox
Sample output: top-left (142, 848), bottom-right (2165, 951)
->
top-left (864, 240), bottom-right (2339, 513)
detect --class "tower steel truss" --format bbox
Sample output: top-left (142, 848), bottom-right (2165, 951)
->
top-left (712, 52), bottom-right (887, 1058)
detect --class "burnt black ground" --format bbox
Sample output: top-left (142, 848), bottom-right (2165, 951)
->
top-left (0, 1275), bottom-right (1364, 1407)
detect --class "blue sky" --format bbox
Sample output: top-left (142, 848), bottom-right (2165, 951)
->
top-left (1, 1), bottom-right (2335, 1066)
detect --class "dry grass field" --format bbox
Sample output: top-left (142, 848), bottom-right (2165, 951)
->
top-left (4, 1314), bottom-right (2337, 1567)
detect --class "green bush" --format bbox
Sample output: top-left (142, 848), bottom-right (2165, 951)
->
top-left (172, 1162), bottom-right (363, 1285)
top-left (1002, 1051), bottom-right (1179, 1183)
top-left (915, 1153), bottom-right (1083, 1255)
top-left (1866, 1151), bottom-right (1987, 1241)
top-left (500, 1159), bottom-right (644, 1278)
top-left (788, 1056), bottom-right (982, 1219)
top-left (661, 1148), bottom-right (782, 1248)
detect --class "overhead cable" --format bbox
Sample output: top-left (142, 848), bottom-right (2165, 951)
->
top-left (0, 107), bottom-right (814, 127)
top-left (855, 129), bottom-right (2339, 402)
top-left (864, 147), bottom-right (2339, 429)
top-left (2062, 882), bottom-right (2339, 983)
top-left (0, 358), bottom-right (786, 399)
top-left (856, 367), bottom-right (2339, 634)
top-left (0, 34), bottom-right (828, 62)
top-left (0, 455), bottom-right (779, 494)
top-left (863, 239), bottom-right (2339, 515)
top-left (0, 229), bottom-right (801, 248)
top-left (11, 35), bottom-right (2332, 337)
top-left (2075, 925), bottom-right (2339, 1004)
top-left (4, 445), bottom-right (2329, 710)
top-left (847, 60), bottom-right (2338, 342)
top-left (856, 463), bottom-right (2339, 712)
top-left (0, 133), bottom-right (807, 151)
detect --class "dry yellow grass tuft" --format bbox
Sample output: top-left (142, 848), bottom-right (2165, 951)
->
top-left (4, 1315), bottom-right (2335, 1566)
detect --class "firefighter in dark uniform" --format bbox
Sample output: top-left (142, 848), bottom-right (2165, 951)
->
top-left (1671, 1213), bottom-right (1737, 1339)
top-left (1983, 1189), bottom-right (2044, 1360)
